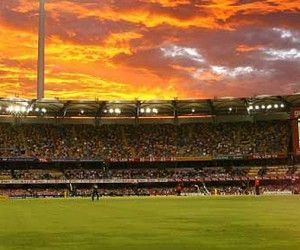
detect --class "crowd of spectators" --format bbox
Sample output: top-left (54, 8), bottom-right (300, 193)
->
top-left (1, 182), bottom-right (298, 198)
top-left (0, 169), bottom-right (11, 180)
top-left (0, 187), bottom-right (174, 198)
top-left (0, 188), bottom-right (64, 198)
top-left (0, 120), bottom-right (294, 198)
top-left (0, 121), bottom-right (289, 159)
top-left (12, 169), bottom-right (64, 180)
top-left (1, 166), bottom-right (299, 181)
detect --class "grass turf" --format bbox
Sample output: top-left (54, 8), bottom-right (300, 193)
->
top-left (0, 196), bottom-right (299, 250)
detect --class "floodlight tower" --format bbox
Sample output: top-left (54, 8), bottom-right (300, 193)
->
top-left (37, 0), bottom-right (45, 99)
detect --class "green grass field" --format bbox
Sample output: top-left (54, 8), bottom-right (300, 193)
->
top-left (0, 196), bottom-right (299, 250)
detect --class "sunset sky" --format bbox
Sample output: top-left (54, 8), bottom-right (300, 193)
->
top-left (0, 0), bottom-right (299, 100)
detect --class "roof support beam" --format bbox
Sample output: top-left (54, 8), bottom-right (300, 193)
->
top-left (95, 101), bottom-right (106, 126)
top-left (207, 100), bottom-right (215, 115)
top-left (95, 101), bottom-right (106, 118)
top-left (242, 98), bottom-right (250, 115)
top-left (277, 96), bottom-right (291, 108)
top-left (58, 101), bottom-right (71, 117)
top-left (27, 99), bottom-right (37, 113)
top-left (172, 99), bottom-right (178, 124)
top-left (135, 100), bottom-right (141, 124)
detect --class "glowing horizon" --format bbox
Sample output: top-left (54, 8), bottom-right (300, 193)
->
top-left (0, 0), bottom-right (299, 100)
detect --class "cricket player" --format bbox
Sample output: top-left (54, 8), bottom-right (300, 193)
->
top-left (91, 184), bottom-right (100, 201)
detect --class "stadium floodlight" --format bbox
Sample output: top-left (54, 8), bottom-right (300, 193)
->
top-left (109, 108), bottom-right (114, 114)
top-left (255, 105), bottom-right (260, 110)
top-left (115, 108), bottom-right (121, 114)
top-left (15, 106), bottom-right (21, 112)
top-left (146, 108), bottom-right (151, 113)
top-left (280, 103), bottom-right (285, 108)
top-left (140, 108), bottom-right (145, 113)
top-left (191, 108), bottom-right (195, 113)
top-left (274, 104), bottom-right (279, 109)
top-left (228, 107), bottom-right (232, 112)
top-left (267, 104), bottom-right (272, 109)
top-left (5, 106), bottom-right (13, 113)
top-left (37, 0), bottom-right (45, 99)
top-left (261, 105), bottom-right (266, 109)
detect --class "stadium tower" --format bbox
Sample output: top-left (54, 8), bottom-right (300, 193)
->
top-left (37, 0), bottom-right (45, 99)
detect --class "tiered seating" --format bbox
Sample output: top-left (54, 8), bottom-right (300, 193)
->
top-left (13, 169), bottom-right (64, 180)
top-left (264, 166), bottom-right (288, 178)
top-left (247, 167), bottom-right (261, 177)
top-left (0, 121), bottom-right (289, 159)
top-left (0, 170), bottom-right (11, 180)
top-left (0, 166), bottom-right (297, 181)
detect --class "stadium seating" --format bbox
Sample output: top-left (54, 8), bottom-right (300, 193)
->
top-left (1, 166), bottom-right (299, 181)
top-left (0, 120), bottom-right (298, 198)
top-left (0, 121), bottom-right (289, 159)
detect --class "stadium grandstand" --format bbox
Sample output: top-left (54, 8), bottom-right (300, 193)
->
top-left (0, 94), bottom-right (299, 198)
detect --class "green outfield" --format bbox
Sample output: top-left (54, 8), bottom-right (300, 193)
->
top-left (0, 196), bottom-right (299, 250)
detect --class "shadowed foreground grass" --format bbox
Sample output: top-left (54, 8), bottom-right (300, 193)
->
top-left (0, 196), bottom-right (299, 250)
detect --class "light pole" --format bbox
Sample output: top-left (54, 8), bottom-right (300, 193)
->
top-left (37, 0), bottom-right (45, 99)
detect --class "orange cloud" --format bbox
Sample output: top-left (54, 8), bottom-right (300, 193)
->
top-left (236, 44), bottom-right (262, 53)
top-left (46, 34), bottom-right (133, 64)
top-left (146, 0), bottom-right (190, 7)
top-left (43, 1), bottom-right (228, 30)
top-left (9, 0), bottom-right (300, 31)
top-left (203, 0), bottom-right (300, 23)
top-left (0, 0), bottom-right (299, 100)
top-left (0, 22), bottom-right (37, 97)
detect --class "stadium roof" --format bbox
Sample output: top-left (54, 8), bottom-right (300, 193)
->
top-left (0, 94), bottom-right (299, 120)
